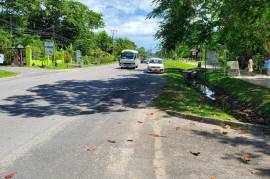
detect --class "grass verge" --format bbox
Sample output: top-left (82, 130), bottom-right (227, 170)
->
top-left (154, 60), bottom-right (236, 121)
top-left (199, 72), bottom-right (270, 124)
top-left (0, 70), bottom-right (17, 78)
top-left (164, 60), bottom-right (197, 70)
top-left (40, 64), bottom-right (75, 70)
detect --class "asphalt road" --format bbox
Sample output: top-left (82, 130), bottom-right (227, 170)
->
top-left (0, 64), bottom-right (269, 179)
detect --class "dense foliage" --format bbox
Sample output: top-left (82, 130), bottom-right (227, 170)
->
top-left (0, 0), bottom-right (147, 65)
top-left (149, 0), bottom-right (270, 68)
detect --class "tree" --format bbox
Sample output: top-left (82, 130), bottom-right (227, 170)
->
top-left (95, 31), bottom-right (113, 54)
top-left (73, 30), bottom-right (96, 55)
top-left (0, 28), bottom-right (12, 64)
top-left (0, 0), bottom-right (104, 47)
top-left (149, 0), bottom-right (270, 67)
top-left (137, 47), bottom-right (149, 58)
top-left (114, 38), bottom-right (137, 56)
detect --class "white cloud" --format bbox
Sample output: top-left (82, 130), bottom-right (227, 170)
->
top-left (78, 0), bottom-right (159, 50)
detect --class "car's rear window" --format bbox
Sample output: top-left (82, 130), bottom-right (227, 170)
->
top-left (149, 59), bottom-right (163, 64)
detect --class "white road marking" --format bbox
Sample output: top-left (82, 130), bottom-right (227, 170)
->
top-left (153, 111), bottom-right (167, 179)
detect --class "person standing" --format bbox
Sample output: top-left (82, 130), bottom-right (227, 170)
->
top-left (248, 58), bottom-right (254, 76)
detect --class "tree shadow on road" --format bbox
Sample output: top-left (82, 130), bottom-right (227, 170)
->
top-left (191, 129), bottom-right (270, 177)
top-left (0, 73), bottom-right (162, 118)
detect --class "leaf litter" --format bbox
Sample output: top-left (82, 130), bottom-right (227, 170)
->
top-left (85, 146), bottom-right (96, 152)
top-left (107, 140), bottom-right (116, 144)
top-left (247, 168), bottom-right (257, 174)
top-left (190, 151), bottom-right (201, 156)
top-left (4, 172), bottom-right (17, 179)
top-left (148, 133), bottom-right (167, 138)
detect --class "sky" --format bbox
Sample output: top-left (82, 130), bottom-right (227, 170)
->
top-left (78, 0), bottom-right (159, 51)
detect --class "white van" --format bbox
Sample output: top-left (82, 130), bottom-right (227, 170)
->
top-left (119, 50), bottom-right (139, 69)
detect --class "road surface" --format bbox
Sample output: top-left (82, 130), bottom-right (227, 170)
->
top-left (0, 64), bottom-right (269, 179)
top-left (235, 71), bottom-right (270, 89)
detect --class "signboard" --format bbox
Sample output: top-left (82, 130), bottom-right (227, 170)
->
top-left (45, 40), bottom-right (54, 55)
top-left (74, 50), bottom-right (82, 63)
top-left (206, 49), bottom-right (219, 66)
top-left (0, 54), bottom-right (4, 64)
top-left (227, 61), bottom-right (240, 76)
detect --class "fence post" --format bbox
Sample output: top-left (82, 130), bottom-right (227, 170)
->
top-left (26, 45), bottom-right (32, 67)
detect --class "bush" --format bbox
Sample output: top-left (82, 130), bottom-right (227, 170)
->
top-left (64, 51), bottom-right (72, 63)
top-left (100, 55), bottom-right (114, 64)
top-left (82, 56), bottom-right (90, 65)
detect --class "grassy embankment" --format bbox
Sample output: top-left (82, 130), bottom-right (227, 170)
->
top-left (155, 60), bottom-right (237, 121)
top-left (0, 70), bottom-right (18, 78)
top-left (199, 72), bottom-right (270, 124)
top-left (43, 64), bottom-right (75, 70)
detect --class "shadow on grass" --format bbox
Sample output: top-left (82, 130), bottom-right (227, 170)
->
top-left (154, 72), bottom-right (235, 121)
top-left (204, 72), bottom-right (270, 124)
top-left (0, 73), bottom-right (163, 118)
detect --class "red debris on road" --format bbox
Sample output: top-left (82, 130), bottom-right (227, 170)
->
top-left (4, 172), bottom-right (17, 179)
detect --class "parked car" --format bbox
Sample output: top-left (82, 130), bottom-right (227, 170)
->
top-left (147, 58), bottom-right (165, 73)
top-left (263, 59), bottom-right (270, 76)
top-left (141, 58), bottom-right (149, 64)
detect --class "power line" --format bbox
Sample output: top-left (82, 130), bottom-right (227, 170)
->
top-left (0, 18), bottom-right (73, 42)
top-left (110, 29), bottom-right (117, 56)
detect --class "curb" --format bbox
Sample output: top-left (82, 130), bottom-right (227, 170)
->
top-left (165, 110), bottom-right (269, 131)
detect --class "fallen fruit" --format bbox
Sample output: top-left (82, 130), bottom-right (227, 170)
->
top-left (243, 155), bottom-right (252, 162)
top-left (107, 140), bottom-right (116, 143)
top-left (137, 121), bottom-right (144, 124)
top-left (190, 151), bottom-right (201, 156)
top-left (210, 176), bottom-right (217, 179)
top-left (4, 172), bottom-right (17, 179)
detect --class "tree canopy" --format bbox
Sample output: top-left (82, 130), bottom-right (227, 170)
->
top-left (0, 0), bottom-right (145, 64)
top-left (149, 0), bottom-right (270, 65)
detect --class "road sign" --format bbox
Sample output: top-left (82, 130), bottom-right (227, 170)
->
top-left (0, 54), bottom-right (4, 64)
top-left (45, 40), bottom-right (54, 56)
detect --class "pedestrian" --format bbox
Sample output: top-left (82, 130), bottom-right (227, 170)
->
top-left (248, 58), bottom-right (254, 76)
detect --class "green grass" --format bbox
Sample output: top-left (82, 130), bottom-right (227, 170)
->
top-left (0, 70), bottom-right (17, 78)
top-left (164, 60), bottom-right (197, 70)
top-left (39, 64), bottom-right (75, 70)
top-left (155, 60), bottom-right (236, 121)
top-left (200, 72), bottom-right (270, 124)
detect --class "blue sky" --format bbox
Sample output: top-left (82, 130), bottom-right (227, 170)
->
top-left (78, 0), bottom-right (159, 51)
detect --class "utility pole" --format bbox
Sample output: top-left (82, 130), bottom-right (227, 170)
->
top-left (52, 25), bottom-right (56, 66)
top-left (110, 29), bottom-right (117, 57)
top-left (9, 4), bottom-right (13, 65)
